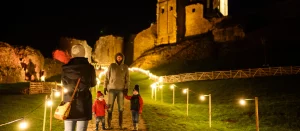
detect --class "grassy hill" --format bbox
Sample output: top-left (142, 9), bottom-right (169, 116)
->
top-left (1, 71), bottom-right (300, 130)
top-left (129, 72), bottom-right (300, 131)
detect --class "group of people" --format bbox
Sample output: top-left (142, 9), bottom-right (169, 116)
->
top-left (61, 44), bottom-right (143, 131)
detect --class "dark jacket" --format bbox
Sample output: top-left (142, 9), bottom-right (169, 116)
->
top-left (61, 57), bottom-right (96, 121)
top-left (124, 94), bottom-right (143, 114)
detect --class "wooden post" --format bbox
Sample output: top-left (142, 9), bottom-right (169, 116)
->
top-left (161, 86), bottom-right (163, 103)
top-left (209, 94), bottom-right (211, 128)
top-left (255, 97), bottom-right (259, 131)
top-left (187, 88), bottom-right (189, 116)
top-left (49, 89), bottom-right (53, 131)
top-left (61, 84), bottom-right (64, 101)
top-left (43, 95), bottom-right (48, 131)
top-left (172, 87), bottom-right (175, 105)
top-left (155, 86), bottom-right (157, 101)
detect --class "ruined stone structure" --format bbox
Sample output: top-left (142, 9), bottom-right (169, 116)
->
top-left (59, 37), bottom-right (92, 63)
top-left (43, 58), bottom-right (64, 79)
top-left (0, 42), bottom-right (44, 83)
top-left (185, 3), bottom-right (213, 36)
top-left (133, 24), bottom-right (157, 61)
top-left (93, 35), bottom-right (124, 64)
top-left (156, 0), bottom-right (228, 45)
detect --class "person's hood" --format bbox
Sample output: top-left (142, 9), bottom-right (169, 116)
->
top-left (115, 52), bottom-right (125, 64)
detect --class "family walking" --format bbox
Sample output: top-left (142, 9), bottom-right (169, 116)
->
top-left (61, 44), bottom-right (143, 131)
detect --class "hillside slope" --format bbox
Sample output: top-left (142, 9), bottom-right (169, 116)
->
top-left (131, 0), bottom-right (300, 74)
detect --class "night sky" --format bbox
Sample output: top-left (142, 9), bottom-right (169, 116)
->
top-left (0, 1), bottom-right (157, 57)
top-left (0, 0), bottom-right (278, 58)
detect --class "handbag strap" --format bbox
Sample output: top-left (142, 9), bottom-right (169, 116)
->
top-left (70, 78), bottom-right (81, 102)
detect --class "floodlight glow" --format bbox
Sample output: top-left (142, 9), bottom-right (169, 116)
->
top-left (41, 76), bottom-right (45, 82)
top-left (183, 89), bottom-right (187, 94)
top-left (239, 99), bottom-right (246, 105)
top-left (64, 88), bottom-right (68, 93)
top-left (200, 95), bottom-right (205, 101)
top-left (159, 85), bottom-right (163, 89)
top-left (19, 121), bottom-right (28, 129)
top-left (54, 91), bottom-right (60, 97)
top-left (47, 100), bottom-right (53, 106)
top-left (96, 78), bottom-right (100, 85)
top-left (170, 84), bottom-right (175, 89)
top-left (158, 76), bottom-right (163, 83)
top-left (151, 83), bottom-right (157, 89)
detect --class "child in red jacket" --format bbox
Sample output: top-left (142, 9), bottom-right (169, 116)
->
top-left (125, 85), bottom-right (143, 131)
top-left (92, 91), bottom-right (108, 131)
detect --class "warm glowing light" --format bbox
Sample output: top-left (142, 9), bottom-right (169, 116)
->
top-left (47, 100), bottom-right (53, 106)
top-left (19, 121), bottom-right (28, 129)
top-left (239, 99), bottom-right (246, 105)
top-left (55, 91), bottom-right (60, 97)
top-left (158, 76), bottom-right (163, 83)
top-left (41, 76), bottom-right (45, 82)
top-left (151, 83), bottom-right (157, 89)
top-left (183, 89), bottom-right (187, 94)
top-left (200, 95), bottom-right (205, 101)
top-left (64, 88), bottom-right (68, 93)
top-left (170, 84), bottom-right (175, 89)
top-left (96, 78), bottom-right (100, 85)
top-left (159, 85), bottom-right (163, 89)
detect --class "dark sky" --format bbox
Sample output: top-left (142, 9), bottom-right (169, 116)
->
top-left (0, 0), bottom-right (279, 58)
top-left (0, 1), bottom-right (157, 57)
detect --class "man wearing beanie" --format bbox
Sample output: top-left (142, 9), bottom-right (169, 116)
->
top-left (61, 44), bottom-right (96, 131)
top-left (92, 91), bottom-right (108, 131)
top-left (104, 52), bottom-right (130, 129)
top-left (124, 85), bottom-right (143, 131)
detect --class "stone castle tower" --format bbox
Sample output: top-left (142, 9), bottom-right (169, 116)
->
top-left (156, 0), bottom-right (228, 45)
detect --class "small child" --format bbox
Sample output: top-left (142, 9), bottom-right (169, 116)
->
top-left (92, 91), bottom-right (108, 131)
top-left (124, 85), bottom-right (144, 131)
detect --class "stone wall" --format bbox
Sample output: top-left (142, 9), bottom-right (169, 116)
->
top-left (43, 58), bottom-right (63, 80)
top-left (212, 26), bottom-right (245, 42)
top-left (93, 35), bottom-right (124, 64)
top-left (0, 42), bottom-right (44, 83)
top-left (59, 37), bottom-right (92, 63)
top-left (157, 0), bottom-right (177, 45)
top-left (133, 24), bottom-right (157, 61)
top-left (185, 3), bottom-right (212, 37)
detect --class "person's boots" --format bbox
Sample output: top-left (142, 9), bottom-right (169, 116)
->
top-left (102, 122), bottom-right (106, 130)
top-left (119, 111), bottom-right (123, 129)
top-left (133, 123), bottom-right (138, 131)
top-left (94, 123), bottom-right (98, 131)
top-left (107, 113), bottom-right (112, 129)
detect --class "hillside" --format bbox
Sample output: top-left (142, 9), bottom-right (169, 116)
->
top-left (130, 72), bottom-right (300, 131)
top-left (131, 0), bottom-right (300, 73)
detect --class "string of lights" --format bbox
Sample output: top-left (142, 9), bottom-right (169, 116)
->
top-left (0, 101), bottom-right (44, 127)
top-left (0, 118), bottom-right (24, 127)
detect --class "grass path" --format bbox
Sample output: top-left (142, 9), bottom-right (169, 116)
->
top-left (87, 92), bottom-right (147, 131)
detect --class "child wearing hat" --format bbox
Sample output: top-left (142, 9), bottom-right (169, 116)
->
top-left (92, 91), bottom-right (108, 130)
top-left (124, 85), bottom-right (144, 131)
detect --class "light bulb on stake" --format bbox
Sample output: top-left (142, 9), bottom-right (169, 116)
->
top-left (239, 99), bottom-right (246, 105)
top-left (47, 99), bottom-right (53, 106)
top-left (19, 119), bottom-right (28, 130)
top-left (54, 91), bottom-right (60, 97)
top-left (200, 95), bottom-right (205, 101)
top-left (64, 88), bottom-right (68, 93)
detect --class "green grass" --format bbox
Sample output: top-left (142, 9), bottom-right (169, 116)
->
top-left (129, 72), bottom-right (300, 131)
top-left (0, 82), bottom-right (99, 131)
top-left (0, 94), bottom-right (64, 131)
top-left (1, 72), bottom-right (300, 131)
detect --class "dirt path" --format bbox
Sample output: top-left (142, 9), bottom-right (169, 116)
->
top-left (87, 95), bottom-right (147, 131)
